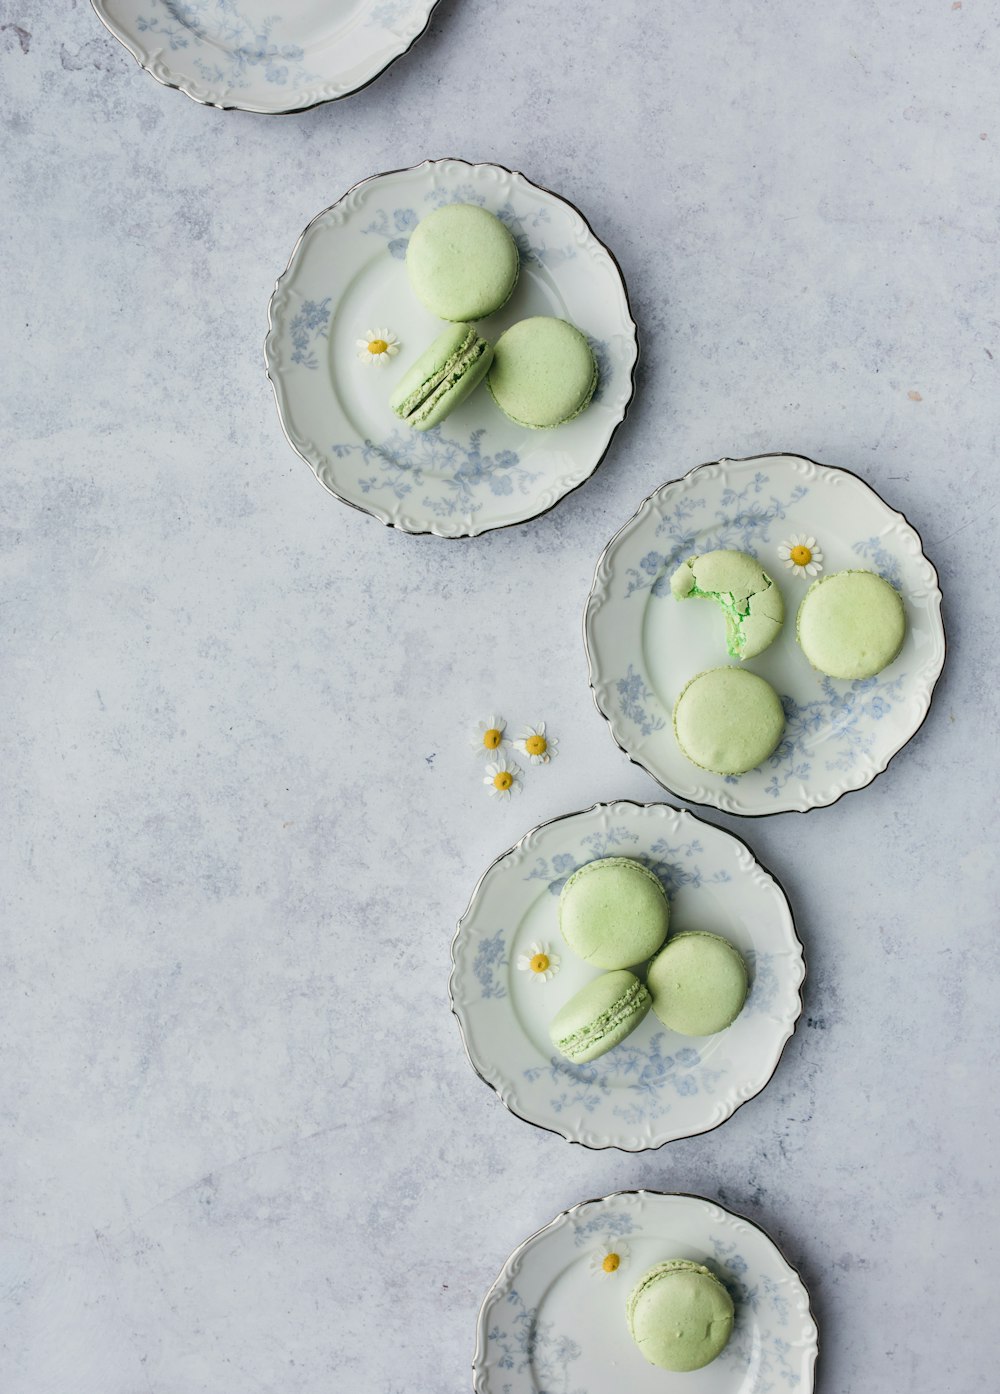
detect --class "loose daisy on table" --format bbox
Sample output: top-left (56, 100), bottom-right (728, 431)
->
top-left (356, 328), bottom-right (400, 366)
top-left (588, 1239), bottom-right (631, 1277)
top-left (483, 755), bottom-right (523, 802)
top-left (471, 714), bottom-right (509, 757)
top-left (515, 721), bottom-right (558, 766)
top-left (516, 941), bottom-right (561, 983)
top-left (778, 534), bottom-right (824, 578)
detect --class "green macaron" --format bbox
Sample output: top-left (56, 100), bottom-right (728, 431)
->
top-left (549, 970), bottom-right (651, 1063)
top-left (627, 1259), bottom-right (735, 1372)
top-left (673, 667), bottom-right (785, 776)
top-left (796, 568), bottom-right (906, 679)
top-left (405, 203), bottom-right (519, 322)
top-left (389, 324), bottom-right (493, 431)
top-left (647, 932), bottom-right (748, 1035)
top-left (671, 549), bottom-right (785, 660)
top-left (559, 858), bottom-right (670, 969)
top-left (488, 317), bottom-right (598, 428)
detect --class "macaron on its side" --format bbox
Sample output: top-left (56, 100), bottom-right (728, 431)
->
top-left (671, 549), bottom-right (785, 660)
top-left (627, 1260), bottom-right (735, 1372)
top-left (796, 568), bottom-right (906, 679)
top-left (488, 317), bottom-right (598, 428)
top-left (647, 931), bottom-right (748, 1035)
top-left (549, 970), bottom-right (652, 1063)
top-left (559, 857), bottom-right (670, 969)
top-left (405, 204), bottom-right (520, 322)
top-left (389, 324), bottom-right (494, 431)
top-left (672, 666), bottom-right (786, 776)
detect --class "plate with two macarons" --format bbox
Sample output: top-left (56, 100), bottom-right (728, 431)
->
top-left (450, 800), bottom-right (805, 1151)
top-left (265, 157), bottom-right (638, 537)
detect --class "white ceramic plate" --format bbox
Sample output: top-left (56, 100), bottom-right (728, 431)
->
top-left (474, 1191), bottom-right (818, 1394)
top-left (585, 453), bottom-right (946, 816)
top-left (265, 158), bottom-right (638, 537)
top-left (450, 801), bottom-right (804, 1151)
top-left (91, 0), bottom-right (440, 113)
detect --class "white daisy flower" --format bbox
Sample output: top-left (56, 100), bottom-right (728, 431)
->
top-left (356, 328), bottom-right (400, 366)
top-left (515, 941), bottom-right (561, 983)
top-left (515, 721), bottom-right (558, 765)
top-left (777, 534), bottom-right (824, 578)
top-left (483, 755), bottom-right (523, 801)
top-left (471, 713), bottom-right (509, 757)
top-left (588, 1239), bottom-right (631, 1277)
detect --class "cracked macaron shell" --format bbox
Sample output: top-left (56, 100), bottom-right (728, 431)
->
top-left (548, 970), bottom-right (652, 1063)
top-left (672, 666), bottom-right (785, 775)
top-left (389, 324), bottom-right (493, 431)
top-left (627, 1259), bottom-right (735, 1372)
top-left (647, 931), bottom-right (748, 1035)
top-left (671, 549), bottom-right (785, 659)
top-left (559, 857), bottom-right (670, 969)
top-left (405, 203), bottom-right (520, 322)
top-left (796, 568), bottom-right (906, 679)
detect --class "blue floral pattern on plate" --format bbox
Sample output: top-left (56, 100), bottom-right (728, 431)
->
top-left (265, 159), bottom-right (638, 537)
top-left (451, 801), bottom-right (804, 1150)
top-left (474, 1192), bottom-right (818, 1394)
top-left (585, 454), bottom-right (946, 814)
top-left (95, 0), bottom-right (440, 113)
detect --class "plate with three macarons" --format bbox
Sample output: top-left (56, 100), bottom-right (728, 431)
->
top-left (473, 1190), bottom-right (818, 1393)
top-left (265, 157), bottom-right (638, 537)
top-left (450, 801), bottom-right (804, 1151)
top-left (585, 452), bottom-right (946, 816)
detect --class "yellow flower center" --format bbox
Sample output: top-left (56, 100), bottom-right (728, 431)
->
top-left (525, 734), bottom-right (548, 756)
top-left (493, 770), bottom-right (513, 791)
top-left (790, 544), bottom-right (813, 566)
top-left (602, 1253), bottom-right (621, 1273)
top-left (483, 727), bottom-right (503, 749)
top-left (367, 339), bottom-right (389, 355)
top-left (529, 953), bottom-right (550, 974)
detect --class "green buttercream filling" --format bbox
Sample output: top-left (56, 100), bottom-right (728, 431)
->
top-left (671, 553), bottom-right (784, 660)
top-left (555, 978), bottom-right (650, 1060)
top-left (396, 330), bottom-right (487, 421)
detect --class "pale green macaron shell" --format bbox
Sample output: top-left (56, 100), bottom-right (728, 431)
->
top-left (796, 568), bottom-right (906, 679)
top-left (647, 931), bottom-right (748, 1035)
top-left (627, 1259), bottom-right (735, 1372)
top-left (405, 204), bottom-right (520, 322)
top-left (488, 317), bottom-right (598, 428)
top-left (671, 549), bottom-right (785, 659)
top-left (549, 970), bottom-right (652, 1064)
top-left (673, 666), bottom-right (785, 775)
top-left (389, 324), bottom-right (493, 431)
top-left (559, 857), bottom-right (669, 969)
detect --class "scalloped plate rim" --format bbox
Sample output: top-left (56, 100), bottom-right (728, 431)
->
top-left (449, 799), bottom-right (806, 1152)
top-left (584, 452), bottom-right (947, 817)
top-left (263, 156), bottom-right (639, 538)
top-left (90, 0), bottom-right (444, 114)
top-left (472, 1189), bottom-right (819, 1394)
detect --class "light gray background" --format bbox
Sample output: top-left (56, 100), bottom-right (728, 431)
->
top-left (1, 1), bottom-right (996, 1390)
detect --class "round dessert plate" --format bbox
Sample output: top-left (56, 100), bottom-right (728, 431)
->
top-left (91, 0), bottom-right (441, 113)
top-left (265, 158), bottom-right (638, 537)
top-left (450, 801), bottom-right (804, 1151)
top-left (585, 453), bottom-right (946, 815)
top-left (473, 1191), bottom-right (818, 1394)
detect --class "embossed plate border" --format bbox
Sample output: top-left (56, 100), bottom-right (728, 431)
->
top-left (91, 0), bottom-right (443, 114)
top-left (264, 157), bottom-right (639, 537)
top-left (473, 1190), bottom-right (819, 1394)
top-left (450, 801), bottom-right (805, 1151)
top-left (584, 453), bottom-right (946, 816)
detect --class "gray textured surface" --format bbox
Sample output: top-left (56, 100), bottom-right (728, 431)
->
top-left (1, 1), bottom-right (997, 1390)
